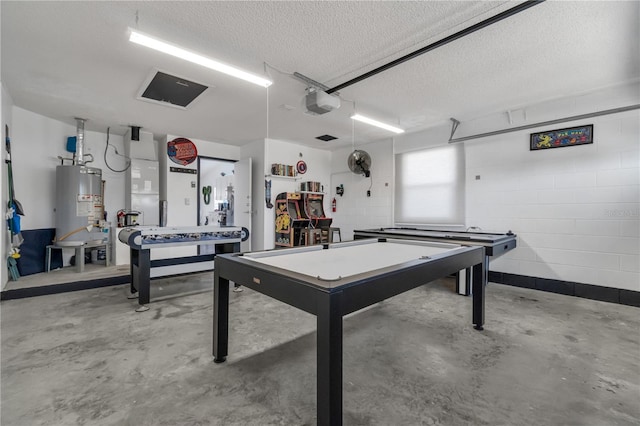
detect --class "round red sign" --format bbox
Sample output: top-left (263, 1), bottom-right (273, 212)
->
top-left (167, 138), bottom-right (198, 166)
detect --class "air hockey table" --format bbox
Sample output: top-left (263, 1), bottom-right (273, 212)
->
top-left (212, 238), bottom-right (486, 426)
top-left (119, 225), bottom-right (243, 311)
top-left (354, 227), bottom-right (517, 295)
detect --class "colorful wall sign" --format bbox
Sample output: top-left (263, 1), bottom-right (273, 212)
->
top-left (167, 137), bottom-right (198, 165)
top-left (530, 125), bottom-right (593, 151)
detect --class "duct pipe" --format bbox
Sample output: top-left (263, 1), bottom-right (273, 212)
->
top-left (75, 117), bottom-right (86, 165)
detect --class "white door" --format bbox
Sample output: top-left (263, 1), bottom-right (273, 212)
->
top-left (234, 157), bottom-right (252, 252)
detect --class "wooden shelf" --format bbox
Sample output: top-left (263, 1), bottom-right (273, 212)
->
top-left (266, 174), bottom-right (299, 180)
top-left (299, 191), bottom-right (326, 195)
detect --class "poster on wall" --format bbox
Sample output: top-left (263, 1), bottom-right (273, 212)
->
top-left (530, 125), bottom-right (593, 151)
top-left (167, 137), bottom-right (198, 165)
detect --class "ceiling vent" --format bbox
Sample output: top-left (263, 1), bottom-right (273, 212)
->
top-left (316, 134), bottom-right (338, 142)
top-left (137, 70), bottom-right (209, 109)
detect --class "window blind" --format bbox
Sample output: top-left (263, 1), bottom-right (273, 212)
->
top-left (394, 144), bottom-right (465, 226)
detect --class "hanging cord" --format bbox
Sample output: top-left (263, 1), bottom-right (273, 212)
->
top-left (346, 100), bottom-right (373, 195)
top-left (264, 61), bottom-right (294, 78)
top-left (350, 100), bottom-right (356, 152)
top-left (104, 127), bottom-right (131, 173)
top-left (350, 101), bottom-right (357, 187)
top-left (262, 62), bottom-right (271, 139)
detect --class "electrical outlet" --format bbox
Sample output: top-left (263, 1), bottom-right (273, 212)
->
top-left (367, 190), bottom-right (371, 197)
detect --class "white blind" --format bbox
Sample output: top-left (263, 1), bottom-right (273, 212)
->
top-left (394, 144), bottom-right (465, 225)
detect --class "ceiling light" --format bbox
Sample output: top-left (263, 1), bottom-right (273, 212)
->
top-left (351, 114), bottom-right (404, 134)
top-left (129, 29), bottom-right (272, 88)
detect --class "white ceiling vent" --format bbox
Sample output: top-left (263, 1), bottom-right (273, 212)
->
top-left (137, 70), bottom-right (209, 109)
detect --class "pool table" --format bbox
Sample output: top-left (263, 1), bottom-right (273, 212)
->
top-left (212, 238), bottom-right (486, 425)
top-left (354, 227), bottom-right (517, 295)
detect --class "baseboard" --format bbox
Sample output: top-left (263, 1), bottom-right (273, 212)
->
top-left (489, 271), bottom-right (640, 308)
top-left (0, 275), bottom-right (130, 301)
top-left (4, 269), bottom-right (638, 308)
top-left (0, 269), bottom-right (217, 301)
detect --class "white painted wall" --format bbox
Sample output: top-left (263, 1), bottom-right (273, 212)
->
top-left (392, 83), bottom-right (639, 291)
top-left (329, 139), bottom-right (395, 241)
top-left (464, 110), bottom-right (639, 291)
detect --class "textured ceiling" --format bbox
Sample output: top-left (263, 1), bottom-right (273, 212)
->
top-left (2, 1), bottom-right (638, 149)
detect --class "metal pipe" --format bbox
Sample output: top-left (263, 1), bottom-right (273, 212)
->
top-left (448, 104), bottom-right (640, 144)
top-left (326, 0), bottom-right (545, 94)
top-left (293, 72), bottom-right (330, 91)
top-left (75, 117), bottom-right (86, 165)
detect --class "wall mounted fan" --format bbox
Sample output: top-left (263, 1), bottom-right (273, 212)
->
top-left (347, 150), bottom-right (371, 177)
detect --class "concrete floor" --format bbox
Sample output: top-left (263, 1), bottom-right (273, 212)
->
top-left (1, 276), bottom-right (639, 426)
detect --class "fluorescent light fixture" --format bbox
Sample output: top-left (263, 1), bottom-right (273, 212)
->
top-left (351, 114), bottom-right (405, 134)
top-left (129, 29), bottom-right (272, 88)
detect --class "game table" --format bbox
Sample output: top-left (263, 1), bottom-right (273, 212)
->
top-left (212, 238), bottom-right (485, 426)
top-left (354, 227), bottom-right (517, 295)
top-left (118, 225), bottom-right (243, 311)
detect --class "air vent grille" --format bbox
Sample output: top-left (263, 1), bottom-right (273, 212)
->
top-left (138, 71), bottom-right (208, 108)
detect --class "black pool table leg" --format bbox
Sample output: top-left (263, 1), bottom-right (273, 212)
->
top-left (213, 272), bottom-right (230, 363)
top-left (482, 255), bottom-right (490, 288)
top-left (129, 247), bottom-right (138, 295)
top-left (131, 248), bottom-right (151, 312)
top-left (317, 292), bottom-right (343, 426)
top-left (472, 262), bottom-right (485, 330)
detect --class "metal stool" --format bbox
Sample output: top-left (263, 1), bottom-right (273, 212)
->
top-left (300, 228), bottom-right (324, 246)
top-left (328, 227), bottom-right (341, 243)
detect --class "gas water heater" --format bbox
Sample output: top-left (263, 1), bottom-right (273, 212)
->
top-left (55, 118), bottom-right (106, 245)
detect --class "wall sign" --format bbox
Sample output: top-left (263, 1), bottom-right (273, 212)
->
top-left (168, 137), bottom-right (198, 165)
top-left (170, 166), bottom-right (197, 174)
top-left (530, 125), bottom-right (593, 151)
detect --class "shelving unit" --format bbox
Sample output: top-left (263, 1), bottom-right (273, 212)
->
top-left (269, 163), bottom-right (297, 178)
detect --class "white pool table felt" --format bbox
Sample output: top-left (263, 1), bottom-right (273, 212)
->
top-left (244, 240), bottom-right (461, 281)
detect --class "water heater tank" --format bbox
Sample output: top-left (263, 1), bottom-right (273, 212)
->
top-left (55, 165), bottom-right (106, 244)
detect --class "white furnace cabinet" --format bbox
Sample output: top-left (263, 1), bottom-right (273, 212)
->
top-left (124, 129), bottom-right (160, 226)
top-left (128, 159), bottom-right (160, 226)
top-left (117, 129), bottom-right (160, 265)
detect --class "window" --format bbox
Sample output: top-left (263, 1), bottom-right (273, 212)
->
top-left (394, 144), bottom-right (465, 226)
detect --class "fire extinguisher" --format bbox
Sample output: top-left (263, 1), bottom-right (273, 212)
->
top-left (117, 209), bottom-right (125, 228)
top-left (332, 197), bottom-right (337, 212)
